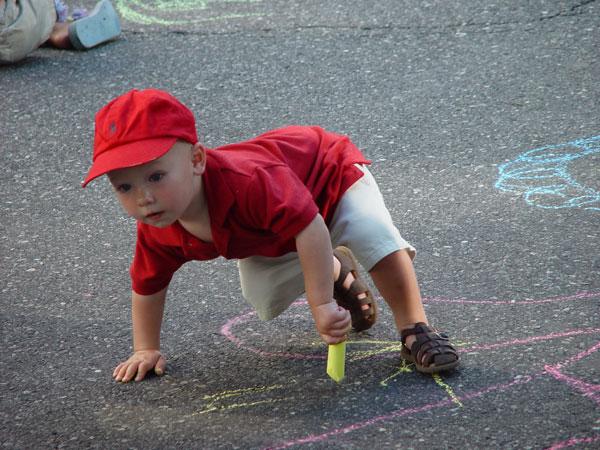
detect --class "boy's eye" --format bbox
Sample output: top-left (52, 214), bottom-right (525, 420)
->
top-left (116, 183), bottom-right (131, 193)
top-left (149, 172), bottom-right (164, 182)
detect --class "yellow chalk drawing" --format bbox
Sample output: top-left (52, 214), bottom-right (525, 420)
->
top-left (347, 339), bottom-right (404, 362)
top-left (192, 384), bottom-right (291, 415)
top-left (379, 361), bottom-right (463, 407)
top-left (363, 338), bottom-right (468, 408)
top-left (432, 374), bottom-right (463, 407)
top-left (337, 339), bottom-right (470, 363)
top-left (308, 338), bottom-right (404, 362)
top-left (114, 0), bottom-right (268, 25)
top-left (380, 359), bottom-right (414, 387)
top-left (196, 337), bottom-right (468, 416)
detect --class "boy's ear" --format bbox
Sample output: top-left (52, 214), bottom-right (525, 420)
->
top-left (191, 143), bottom-right (206, 175)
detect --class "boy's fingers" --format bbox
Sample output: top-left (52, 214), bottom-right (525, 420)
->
top-left (115, 364), bottom-right (128, 381)
top-left (322, 330), bottom-right (349, 344)
top-left (335, 309), bottom-right (351, 326)
top-left (331, 315), bottom-right (351, 332)
top-left (321, 334), bottom-right (336, 344)
top-left (123, 362), bottom-right (140, 383)
top-left (135, 361), bottom-right (151, 381)
top-left (323, 334), bottom-right (346, 344)
top-left (332, 306), bottom-right (347, 318)
top-left (155, 356), bottom-right (166, 376)
top-left (340, 314), bottom-right (351, 328)
top-left (327, 327), bottom-right (348, 337)
top-left (112, 363), bottom-right (124, 378)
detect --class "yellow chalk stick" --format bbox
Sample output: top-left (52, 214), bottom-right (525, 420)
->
top-left (327, 341), bottom-right (346, 382)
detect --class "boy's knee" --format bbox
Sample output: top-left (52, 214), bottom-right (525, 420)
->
top-left (369, 248), bottom-right (415, 273)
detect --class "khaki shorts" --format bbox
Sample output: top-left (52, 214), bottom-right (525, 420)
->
top-left (238, 165), bottom-right (416, 320)
top-left (0, 0), bottom-right (55, 63)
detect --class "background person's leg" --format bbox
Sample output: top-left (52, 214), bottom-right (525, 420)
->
top-left (0, 0), bottom-right (56, 63)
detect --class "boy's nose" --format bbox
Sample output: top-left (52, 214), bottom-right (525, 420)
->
top-left (136, 188), bottom-right (154, 206)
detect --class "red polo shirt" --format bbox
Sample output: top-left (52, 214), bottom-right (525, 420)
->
top-left (131, 125), bottom-right (370, 295)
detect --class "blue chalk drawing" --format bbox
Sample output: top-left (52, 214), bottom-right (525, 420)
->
top-left (495, 135), bottom-right (600, 211)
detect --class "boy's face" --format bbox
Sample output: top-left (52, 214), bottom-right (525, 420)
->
top-left (107, 141), bottom-right (205, 228)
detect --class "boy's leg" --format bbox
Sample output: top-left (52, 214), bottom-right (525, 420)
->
top-left (238, 251), bottom-right (370, 323)
top-left (330, 164), bottom-right (459, 372)
top-left (329, 165), bottom-right (420, 333)
top-left (238, 252), bottom-right (306, 321)
top-left (369, 248), bottom-right (426, 345)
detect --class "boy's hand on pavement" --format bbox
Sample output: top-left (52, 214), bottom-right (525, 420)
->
top-left (113, 350), bottom-right (166, 383)
top-left (312, 302), bottom-right (351, 344)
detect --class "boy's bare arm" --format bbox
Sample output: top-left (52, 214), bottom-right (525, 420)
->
top-left (132, 288), bottom-right (167, 351)
top-left (113, 288), bottom-right (168, 382)
top-left (296, 215), bottom-right (351, 344)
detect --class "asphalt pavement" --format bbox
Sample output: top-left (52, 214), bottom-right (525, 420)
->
top-left (1, 1), bottom-right (599, 449)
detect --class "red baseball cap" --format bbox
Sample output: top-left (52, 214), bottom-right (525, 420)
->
top-left (82, 88), bottom-right (198, 187)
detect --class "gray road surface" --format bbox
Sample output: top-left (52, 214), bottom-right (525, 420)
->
top-left (1, 1), bottom-right (599, 449)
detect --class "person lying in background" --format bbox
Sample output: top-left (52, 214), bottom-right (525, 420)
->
top-left (0, 0), bottom-right (120, 63)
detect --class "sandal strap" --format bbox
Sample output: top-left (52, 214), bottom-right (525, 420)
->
top-left (345, 279), bottom-right (370, 299)
top-left (333, 251), bottom-right (370, 302)
top-left (334, 265), bottom-right (351, 292)
top-left (415, 340), bottom-right (457, 367)
top-left (349, 281), bottom-right (375, 315)
top-left (334, 279), bottom-right (373, 310)
top-left (401, 322), bottom-right (458, 368)
top-left (401, 322), bottom-right (431, 343)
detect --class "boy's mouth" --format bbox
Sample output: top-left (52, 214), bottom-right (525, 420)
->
top-left (145, 211), bottom-right (164, 221)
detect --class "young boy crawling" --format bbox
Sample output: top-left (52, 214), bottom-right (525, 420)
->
top-left (82, 88), bottom-right (460, 383)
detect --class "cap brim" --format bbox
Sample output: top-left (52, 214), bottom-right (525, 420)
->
top-left (82, 136), bottom-right (179, 187)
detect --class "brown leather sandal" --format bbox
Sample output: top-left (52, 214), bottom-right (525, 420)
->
top-left (400, 322), bottom-right (460, 373)
top-left (332, 246), bottom-right (377, 332)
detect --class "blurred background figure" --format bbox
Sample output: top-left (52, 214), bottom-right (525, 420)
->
top-left (0, 0), bottom-right (120, 63)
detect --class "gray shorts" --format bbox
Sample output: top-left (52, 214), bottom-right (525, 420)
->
top-left (238, 165), bottom-right (416, 320)
top-left (0, 0), bottom-right (55, 63)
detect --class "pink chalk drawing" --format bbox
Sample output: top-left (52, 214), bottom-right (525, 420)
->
top-left (545, 435), bottom-right (600, 450)
top-left (544, 341), bottom-right (600, 406)
top-left (219, 291), bottom-right (600, 449)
